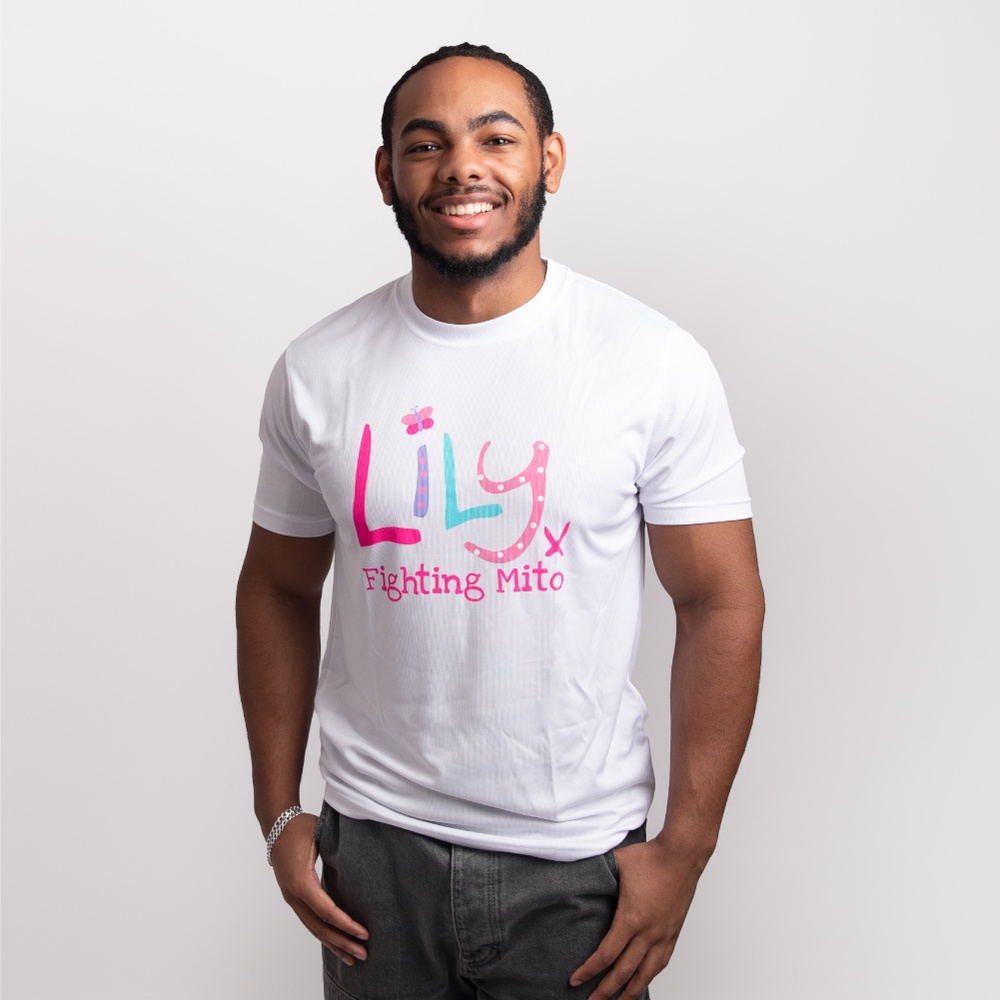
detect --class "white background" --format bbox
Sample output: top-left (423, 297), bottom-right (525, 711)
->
top-left (3, 1), bottom-right (998, 997)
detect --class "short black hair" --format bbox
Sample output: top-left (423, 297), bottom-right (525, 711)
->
top-left (380, 43), bottom-right (554, 153)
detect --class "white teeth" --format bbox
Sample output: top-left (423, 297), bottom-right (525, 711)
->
top-left (441, 202), bottom-right (494, 216)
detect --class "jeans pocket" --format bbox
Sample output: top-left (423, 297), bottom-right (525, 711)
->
top-left (315, 800), bottom-right (340, 857)
top-left (600, 846), bottom-right (621, 885)
top-left (314, 803), bottom-right (327, 848)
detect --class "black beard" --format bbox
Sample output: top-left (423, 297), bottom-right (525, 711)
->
top-left (390, 174), bottom-right (547, 282)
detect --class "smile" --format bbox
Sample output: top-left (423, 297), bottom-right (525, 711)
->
top-left (437, 202), bottom-right (495, 217)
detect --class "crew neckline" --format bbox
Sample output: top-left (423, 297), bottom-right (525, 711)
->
top-left (395, 260), bottom-right (567, 347)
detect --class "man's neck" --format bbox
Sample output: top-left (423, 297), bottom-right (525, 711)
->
top-left (410, 247), bottom-right (547, 325)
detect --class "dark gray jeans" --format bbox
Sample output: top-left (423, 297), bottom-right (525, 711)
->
top-left (315, 802), bottom-right (648, 1000)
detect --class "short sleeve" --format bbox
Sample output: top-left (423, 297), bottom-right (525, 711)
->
top-left (637, 339), bottom-right (753, 525)
top-left (252, 353), bottom-right (337, 537)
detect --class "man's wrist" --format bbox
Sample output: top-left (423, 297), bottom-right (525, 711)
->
top-left (255, 791), bottom-right (305, 835)
top-left (652, 820), bottom-right (719, 871)
top-left (265, 805), bottom-right (304, 866)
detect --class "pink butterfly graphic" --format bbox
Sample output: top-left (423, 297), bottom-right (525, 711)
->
top-left (401, 405), bottom-right (435, 435)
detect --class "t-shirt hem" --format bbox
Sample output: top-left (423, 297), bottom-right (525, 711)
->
top-left (642, 500), bottom-right (753, 526)
top-left (252, 505), bottom-right (335, 537)
top-left (322, 785), bottom-right (651, 863)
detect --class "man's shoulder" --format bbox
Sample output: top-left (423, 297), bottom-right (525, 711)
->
top-left (556, 263), bottom-right (700, 353)
top-left (284, 275), bottom-right (405, 361)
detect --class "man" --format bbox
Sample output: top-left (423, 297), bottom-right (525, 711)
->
top-left (237, 42), bottom-right (764, 1000)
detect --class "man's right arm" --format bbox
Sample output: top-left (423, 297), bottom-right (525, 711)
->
top-left (236, 523), bottom-right (369, 965)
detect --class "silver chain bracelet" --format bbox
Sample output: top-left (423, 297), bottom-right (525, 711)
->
top-left (265, 805), bottom-right (304, 866)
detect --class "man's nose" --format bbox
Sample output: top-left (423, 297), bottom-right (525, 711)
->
top-left (437, 140), bottom-right (485, 185)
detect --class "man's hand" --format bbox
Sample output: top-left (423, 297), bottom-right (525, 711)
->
top-left (269, 812), bottom-right (369, 966)
top-left (570, 519), bottom-right (764, 997)
top-left (569, 838), bottom-right (704, 999)
top-left (238, 528), bottom-right (364, 959)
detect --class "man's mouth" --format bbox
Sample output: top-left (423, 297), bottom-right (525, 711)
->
top-left (437, 202), bottom-right (495, 217)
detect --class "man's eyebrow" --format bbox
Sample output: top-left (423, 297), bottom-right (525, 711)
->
top-left (398, 111), bottom-right (528, 141)
top-left (399, 118), bottom-right (448, 140)
top-left (469, 110), bottom-right (527, 132)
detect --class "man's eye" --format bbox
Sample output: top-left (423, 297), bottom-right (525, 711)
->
top-left (487, 136), bottom-right (514, 146)
top-left (408, 142), bottom-right (439, 153)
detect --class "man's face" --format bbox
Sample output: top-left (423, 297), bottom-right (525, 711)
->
top-left (376, 57), bottom-right (562, 281)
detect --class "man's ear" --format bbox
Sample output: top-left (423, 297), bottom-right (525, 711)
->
top-left (542, 132), bottom-right (566, 194)
top-left (375, 147), bottom-right (394, 206)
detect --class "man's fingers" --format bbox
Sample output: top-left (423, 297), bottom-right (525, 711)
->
top-left (588, 938), bottom-right (679, 1000)
top-left (270, 815), bottom-right (370, 960)
top-left (321, 899), bottom-right (369, 942)
top-left (575, 937), bottom-right (641, 1000)
top-left (587, 940), bottom-right (666, 1000)
top-left (569, 922), bottom-right (630, 986)
top-left (295, 871), bottom-right (369, 941)
top-left (286, 897), bottom-right (367, 962)
top-left (284, 872), bottom-right (369, 958)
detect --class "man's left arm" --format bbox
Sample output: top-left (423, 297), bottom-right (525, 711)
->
top-left (571, 518), bottom-right (765, 999)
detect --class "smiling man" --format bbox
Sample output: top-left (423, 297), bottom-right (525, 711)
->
top-left (377, 53), bottom-right (564, 319)
top-left (237, 43), bottom-right (764, 1000)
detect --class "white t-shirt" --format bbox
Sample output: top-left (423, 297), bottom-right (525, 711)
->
top-left (253, 261), bottom-right (751, 861)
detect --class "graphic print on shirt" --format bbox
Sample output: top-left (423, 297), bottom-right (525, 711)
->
top-left (544, 522), bottom-right (570, 556)
top-left (401, 405), bottom-right (435, 435)
top-left (444, 433), bottom-right (502, 528)
top-left (463, 440), bottom-right (549, 563)
top-left (353, 408), bottom-right (571, 601)
top-left (353, 423), bottom-right (422, 547)
top-left (413, 445), bottom-right (429, 518)
top-left (401, 407), bottom-right (435, 519)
